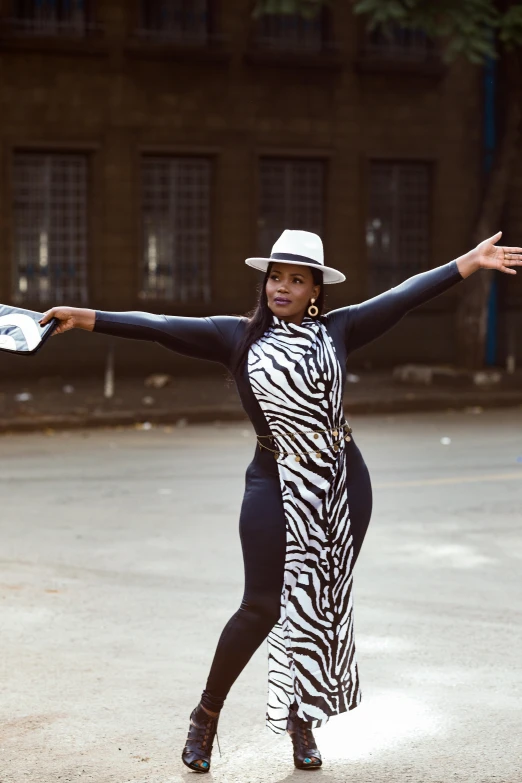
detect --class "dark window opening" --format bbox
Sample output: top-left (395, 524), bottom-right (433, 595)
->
top-left (9, 0), bottom-right (91, 36)
top-left (366, 161), bottom-right (431, 295)
top-left (259, 159), bottom-right (325, 258)
top-left (141, 156), bottom-right (212, 302)
top-left (363, 22), bottom-right (436, 62)
top-left (13, 152), bottom-right (88, 304)
top-left (254, 9), bottom-right (328, 53)
top-left (139, 0), bottom-right (211, 46)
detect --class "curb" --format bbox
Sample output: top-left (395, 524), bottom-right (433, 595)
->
top-left (1, 394), bottom-right (522, 434)
top-left (0, 405), bottom-right (247, 435)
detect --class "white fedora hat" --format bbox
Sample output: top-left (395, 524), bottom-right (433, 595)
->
top-left (245, 229), bottom-right (345, 284)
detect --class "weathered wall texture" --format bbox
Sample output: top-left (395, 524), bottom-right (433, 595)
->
top-left (0, 1), bottom-right (496, 378)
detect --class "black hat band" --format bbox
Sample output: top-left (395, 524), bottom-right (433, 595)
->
top-left (270, 252), bottom-right (323, 267)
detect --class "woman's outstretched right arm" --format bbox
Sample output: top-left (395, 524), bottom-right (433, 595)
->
top-left (39, 307), bottom-right (243, 367)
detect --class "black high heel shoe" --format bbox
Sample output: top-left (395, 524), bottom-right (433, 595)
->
top-left (287, 708), bottom-right (322, 770)
top-left (181, 703), bottom-right (221, 773)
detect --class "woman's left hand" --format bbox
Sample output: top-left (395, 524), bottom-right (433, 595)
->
top-left (475, 231), bottom-right (522, 274)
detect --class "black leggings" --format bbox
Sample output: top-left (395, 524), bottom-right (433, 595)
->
top-left (200, 440), bottom-right (373, 713)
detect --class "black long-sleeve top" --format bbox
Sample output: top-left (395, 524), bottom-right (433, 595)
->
top-left (93, 260), bottom-right (464, 460)
top-left (93, 260), bottom-right (464, 368)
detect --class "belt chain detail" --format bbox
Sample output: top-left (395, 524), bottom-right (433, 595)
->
top-left (257, 421), bottom-right (353, 461)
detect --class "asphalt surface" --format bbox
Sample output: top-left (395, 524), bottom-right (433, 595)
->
top-left (1, 410), bottom-right (521, 783)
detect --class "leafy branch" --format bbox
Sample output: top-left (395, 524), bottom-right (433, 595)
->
top-left (254, 0), bottom-right (522, 64)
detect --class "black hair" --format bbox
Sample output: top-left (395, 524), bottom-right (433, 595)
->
top-left (233, 262), bottom-right (325, 373)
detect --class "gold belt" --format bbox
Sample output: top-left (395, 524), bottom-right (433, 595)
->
top-left (257, 421), bottom-right (353, 461)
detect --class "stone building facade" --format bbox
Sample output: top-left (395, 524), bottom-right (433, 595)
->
top-left (0, 0), bottom-right (518, 379)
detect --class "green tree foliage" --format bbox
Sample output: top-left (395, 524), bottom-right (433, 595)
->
top-left (255, 0), bottom-right (522, 62)
top-left (351, 0), bottom-right (522, 63)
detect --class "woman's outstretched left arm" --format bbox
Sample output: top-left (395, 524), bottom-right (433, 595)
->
top-left (331, 231), bottom-right (522, 354)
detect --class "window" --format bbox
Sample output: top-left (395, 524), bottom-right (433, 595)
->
top-left (9, 0), bottom-right (90, 36)
top-left (254, 10), bottom-right (327, 53)
top-left (139, 0), bottom-right (210, 45)
top-left (363, 22), bottom-right (435, 62)
top-left (12, 153), bottom-right (88, 304)
top-left (141, 157), bottom-right (211, 302)
top-left (259, 159), bottom-right (325, 257)
top-left (366, 161), bottom-right (431, 295)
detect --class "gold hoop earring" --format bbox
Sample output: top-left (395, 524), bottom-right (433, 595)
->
top-left (307, 298), bottom-right (319, 317)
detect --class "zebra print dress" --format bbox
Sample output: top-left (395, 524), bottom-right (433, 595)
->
top-left (248, 314), bottom-right (361, 735)
top-left (91, 259), bottom-right (465, 736)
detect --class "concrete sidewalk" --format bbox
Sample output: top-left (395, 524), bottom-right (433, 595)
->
top-left (1, 368), bottom-right (522, 434)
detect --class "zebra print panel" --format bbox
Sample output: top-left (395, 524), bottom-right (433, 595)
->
top-left (248, 314), bottom-right (361, 735)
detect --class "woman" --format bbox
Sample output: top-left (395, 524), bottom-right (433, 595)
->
top-left (40, 229), bottom-right (520, 773)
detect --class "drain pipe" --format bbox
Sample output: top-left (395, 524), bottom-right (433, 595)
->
top-left (484, 49), bottom-right (497, 366)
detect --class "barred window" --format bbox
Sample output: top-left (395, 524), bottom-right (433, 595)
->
top-left (255, 11), bottom-right (325, 53)
top-left (139, 0), bottom-right (209, 45)
top-left (259, 159), bottom-right (325, 257)
top-left (9, 0), bottom-right (89, 36)
top-left (12, 153), bottom-right (88, 305)
top-left (141, 157), bottom-right (211, 302)
top-left (363, 22), bottom-right (435, 62)
top-left (366, 161), bottom-right (431, 296)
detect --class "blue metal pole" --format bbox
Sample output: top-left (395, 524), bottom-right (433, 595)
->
top-left (484, 52), bottom-right (497, 366)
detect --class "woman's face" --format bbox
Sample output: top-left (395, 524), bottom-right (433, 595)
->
top-left (265, 263), bottom-right (320, 324)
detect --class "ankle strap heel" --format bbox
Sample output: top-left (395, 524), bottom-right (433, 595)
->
top-left (181, 703), bottom-right (221, 773)
top-left (287, 708), bottom-right (322, 770)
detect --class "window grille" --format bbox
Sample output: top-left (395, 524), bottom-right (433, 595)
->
top-left (9, 0), bottom-right (89, 36)
top-left (255, 11), bottom-right (325, 53)
top-left (364, 23), bottom-right (434, 62)
top-left (139, 0), bottom-right (209, 45)
top-left (259, 159), bottom-right (325, 258)
top-left (366, 161), bottom-right (431, 296)
top-left (12, 153), bottom-right (88, 305)
top-left (141, 157), bottom-right (211, 302)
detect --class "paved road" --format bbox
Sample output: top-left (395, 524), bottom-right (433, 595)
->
top-left (1, 409), bottom-right (521, 783)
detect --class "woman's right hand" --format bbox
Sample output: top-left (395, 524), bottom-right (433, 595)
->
top-left (39, 307), bottom-right (96, 335)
